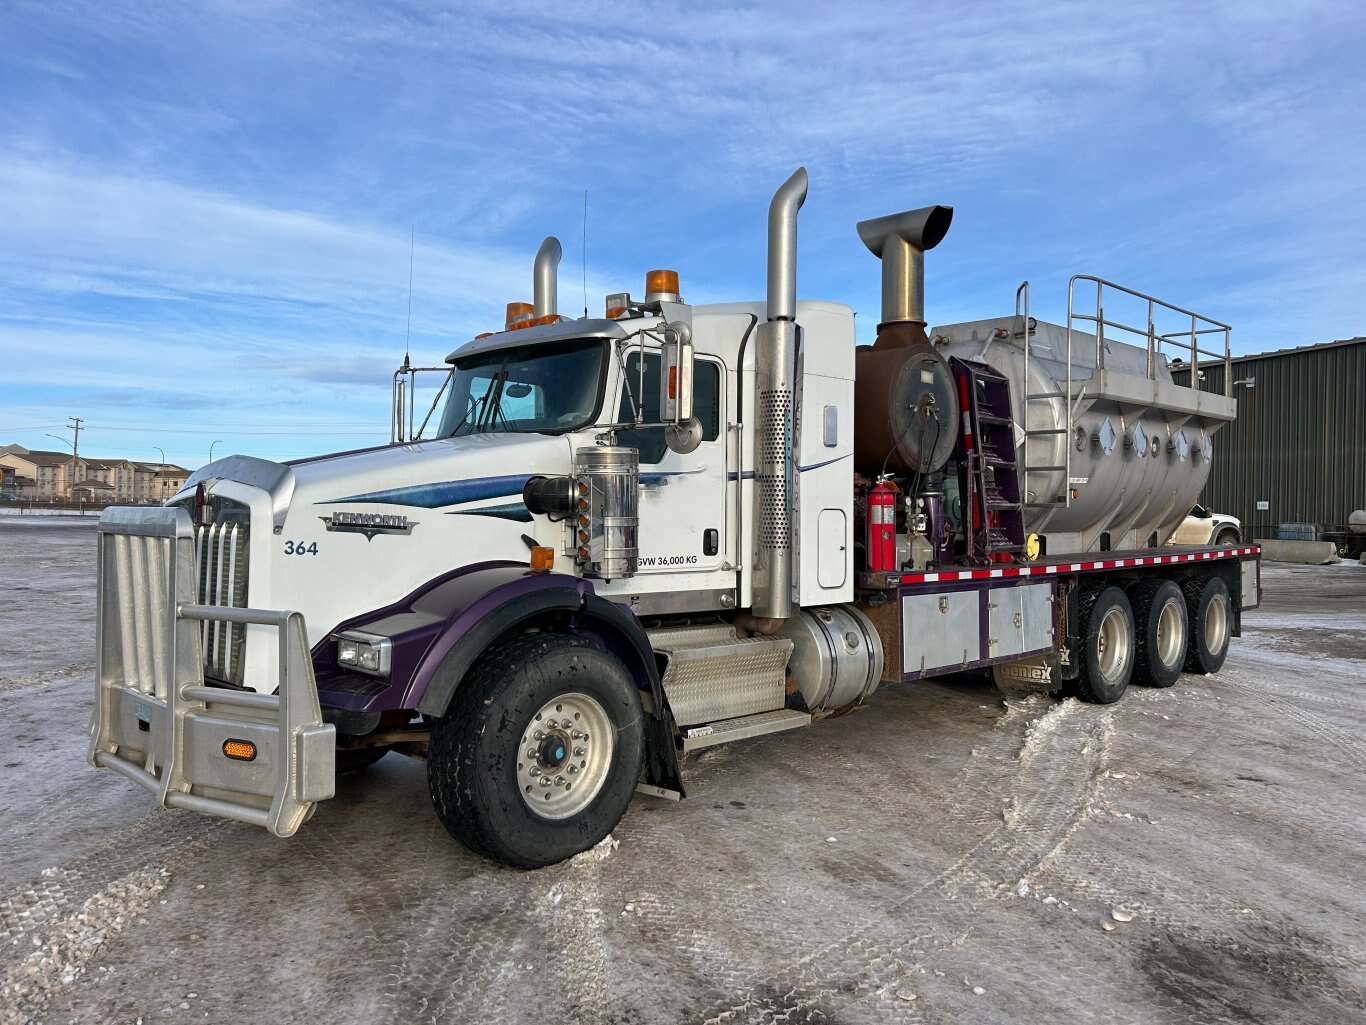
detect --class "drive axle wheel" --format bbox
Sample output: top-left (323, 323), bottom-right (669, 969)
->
top-left (427, 633), bottom-right (644, 869)
top-left (1070, 585), bottom-right (1135, 704)
top-left (1129, 578), bottom-right (1188, 688)
top-left (1184, 575), bottom-right (1232, 674)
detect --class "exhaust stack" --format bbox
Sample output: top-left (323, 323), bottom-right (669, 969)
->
top-left (856, 205), bottom-right (952, 344)
top-left (852, 202), bottom-right (960, 478)
top-left (753, 167), bottom-right (808, 621)
top-left (533, 236), bottom-right (562, 319)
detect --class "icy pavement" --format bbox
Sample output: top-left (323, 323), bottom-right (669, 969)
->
top-left (2, 517), bottom-right (1364, 1024)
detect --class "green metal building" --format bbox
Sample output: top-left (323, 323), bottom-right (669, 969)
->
top-left (1177, 336), bottom-right (1365, 541)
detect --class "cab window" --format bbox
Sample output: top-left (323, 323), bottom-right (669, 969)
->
top-left (616, 352), bottom-right (721, 464)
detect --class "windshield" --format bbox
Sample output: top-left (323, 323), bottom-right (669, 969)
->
top-left (436, 338), bottom-right (608, 437)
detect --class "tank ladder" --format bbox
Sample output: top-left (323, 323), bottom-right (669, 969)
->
top-left (1017, 281), bottom-right (1077, 511)
top-left (950, 356), bottom-right (1025, 564)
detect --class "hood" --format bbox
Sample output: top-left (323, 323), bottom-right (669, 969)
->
top-left (185, 433), bottom-right (574, 525)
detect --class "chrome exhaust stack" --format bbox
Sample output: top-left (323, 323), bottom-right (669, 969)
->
top-left (753, 167), bottom-right (808, 621)
top-left (533, 236), bottom-right (562, 319)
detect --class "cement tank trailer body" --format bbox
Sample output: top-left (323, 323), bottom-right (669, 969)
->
top-left (930, 311), bottom-right (1236, 555)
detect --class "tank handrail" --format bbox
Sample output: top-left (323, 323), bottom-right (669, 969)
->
top-left (1067, 274), bottom-right (1232, 397)
top-left (1068, 275), bottom-right (1232, 329)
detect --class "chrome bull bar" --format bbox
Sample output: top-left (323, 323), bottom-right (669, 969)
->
top-left (88, 506), bottom-right (335, 837)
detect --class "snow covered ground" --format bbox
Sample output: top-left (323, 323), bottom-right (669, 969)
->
top-left (2, 516), bottom-right (1363, 1024)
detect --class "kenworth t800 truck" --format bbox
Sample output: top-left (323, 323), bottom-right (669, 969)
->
top-left (88, 169), bottom-right (1260, 867)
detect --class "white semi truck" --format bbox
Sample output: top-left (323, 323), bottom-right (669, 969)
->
top-left (88, 169), bottom-right (1260, 867)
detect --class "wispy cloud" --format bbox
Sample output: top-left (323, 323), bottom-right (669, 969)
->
top-left (1, 0), bottom-right (1363, 465)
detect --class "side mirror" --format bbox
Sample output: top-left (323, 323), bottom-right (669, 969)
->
top-left (661, 321), bottom-right (702, 454)
top-left (659, 321), bottom-right (694, 423)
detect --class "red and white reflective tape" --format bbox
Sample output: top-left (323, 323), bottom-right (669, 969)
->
top-left (900, 546), bottom-right (1260, 585)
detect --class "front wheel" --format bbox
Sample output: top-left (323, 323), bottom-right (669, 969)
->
top-left (427, 634), bottom-right (644, 868)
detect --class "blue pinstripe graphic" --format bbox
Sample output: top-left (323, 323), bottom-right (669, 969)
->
top-left (448, 503), bottom-right (535, 523)
top-left (323, 474), bottom-right (534, 509)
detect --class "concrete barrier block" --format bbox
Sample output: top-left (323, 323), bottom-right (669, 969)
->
top-left (1253, 539), bottom-right (1341, 565)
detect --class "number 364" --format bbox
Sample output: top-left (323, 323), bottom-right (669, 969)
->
top-left (283, 540), bottom-right (319, 555)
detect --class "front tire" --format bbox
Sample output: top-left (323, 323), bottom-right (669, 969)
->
top-left (1130, 578), bottom-right (1187, 688)
top-left (427, 633), bottom-right (644, 868)
top-left (1070, 585), bottom-right (1135, 704)
top-left (1184, 576), bottom-right (1232, 674)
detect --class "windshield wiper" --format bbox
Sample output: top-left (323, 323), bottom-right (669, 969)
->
top-left (450, 362), bottom-right (509, 437)
top-left (473, 359), bottom-right (511, 434)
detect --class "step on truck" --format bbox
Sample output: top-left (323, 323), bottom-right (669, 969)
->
top-left (88, 169), bottom-right (1260, 867)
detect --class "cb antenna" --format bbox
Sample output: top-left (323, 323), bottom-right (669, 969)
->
top-left (582, 189), bottom-right (589, 318)
top-left (404, 225), bottom-right (415, 362)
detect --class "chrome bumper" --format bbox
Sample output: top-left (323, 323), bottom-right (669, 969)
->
top-left (88, 506), bottom-right (335, 837)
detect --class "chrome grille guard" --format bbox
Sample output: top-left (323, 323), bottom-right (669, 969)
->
top-left (88, 506), bottom-right (335, 837)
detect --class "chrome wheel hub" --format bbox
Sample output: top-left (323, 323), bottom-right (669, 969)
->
top-left (1205, 594), bottom-right (1229, 652)
top-left (517, 692), bottom-right (614, 820)
top-left (1097, 607), bottom-right (1131, 683)
top-left (1156, 598), bottom-right (1184, 668)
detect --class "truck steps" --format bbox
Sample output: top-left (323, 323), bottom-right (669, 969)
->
top-left (648, 623), bottom-right (794, 727)
top-left (681, 708), bottom-right (812, 753)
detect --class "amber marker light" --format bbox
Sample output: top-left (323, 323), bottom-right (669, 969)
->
top-left (529, 546), bottom-right (556, 573)
top-left (222, 738), bottom-right (257, 762)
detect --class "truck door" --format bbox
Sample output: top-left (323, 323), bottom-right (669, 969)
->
top-left (615, 350), bottom-right (728, 575)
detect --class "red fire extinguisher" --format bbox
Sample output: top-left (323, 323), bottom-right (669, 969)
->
top-left (866, 477), bottom-right (898, 572)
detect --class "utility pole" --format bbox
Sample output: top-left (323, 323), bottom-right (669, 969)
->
top-left (68, 417), bottom-right (82, 501)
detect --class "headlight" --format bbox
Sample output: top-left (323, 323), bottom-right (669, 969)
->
top-left (335, 630), bottom-right (392, 677)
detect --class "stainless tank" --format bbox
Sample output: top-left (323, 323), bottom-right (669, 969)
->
top-left (775, 606), bottom-right (884, 712)
top-left (931, 318), bottom-right (1236, 554)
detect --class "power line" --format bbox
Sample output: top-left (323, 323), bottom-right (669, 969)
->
top-left (84, 425), bottom-right (386, 436)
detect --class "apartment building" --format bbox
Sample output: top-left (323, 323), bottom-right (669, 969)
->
top-left (0, 446), bottom-right (190, 503)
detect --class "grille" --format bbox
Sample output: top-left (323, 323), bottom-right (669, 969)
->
top-left (195, 511), bottom-right (250, 685)
top-left (101, 530), bottom-right (178, 698)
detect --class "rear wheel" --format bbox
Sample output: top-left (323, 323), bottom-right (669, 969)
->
top-left (1070, 585), bottom-right (1135, 704)
top-left (1129, 578), bottom-right (1187, 688)
top-left (427, 633), bottom-right (644, 868)
top-left (1215, 528), bottom-right (1240, 546)
top-left (1184, 576), bottom-right (1231, 674)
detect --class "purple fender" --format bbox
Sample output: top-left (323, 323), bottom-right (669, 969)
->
top-left (312, 561), bottom-right (682, 795)
top-left (312, 561), bottom-right (664, 720)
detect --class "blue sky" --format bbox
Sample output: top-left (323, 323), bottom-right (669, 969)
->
top-left (2, 0), bottom-right (1363, 467)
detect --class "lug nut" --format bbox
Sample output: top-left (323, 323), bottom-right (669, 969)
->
top-left (568, 764), bottom-right (579, 774)
top-left (574, 746), bottom-right (587, 757)
top-left (540, 776), bottom-right (552, 787)
top-left (534, 730), bottom-right (545, 741)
